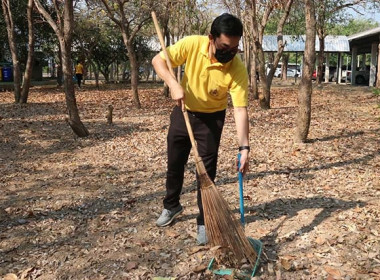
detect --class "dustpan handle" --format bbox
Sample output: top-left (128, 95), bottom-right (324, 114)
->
top-left (238, 153), bottom-right (245, 226)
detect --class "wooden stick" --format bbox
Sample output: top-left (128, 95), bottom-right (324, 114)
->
top-left (151, 11), bottom-right (204, 174)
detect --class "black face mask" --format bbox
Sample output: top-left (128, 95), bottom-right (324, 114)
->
top-left (214, 48), bottom-right (237, 63)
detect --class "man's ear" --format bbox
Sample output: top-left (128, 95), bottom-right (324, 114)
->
top-left (208, 34), bottom-right (214, 41)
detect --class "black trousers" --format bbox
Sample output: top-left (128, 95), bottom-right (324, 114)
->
top-left (164, 106), bottom-right (226, 225)
top-left (76, 74), bottom-right (83, 87)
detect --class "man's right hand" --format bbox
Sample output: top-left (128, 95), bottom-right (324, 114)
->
top-left (152, 54), bottom-right (185, 110)
top-left (169, 81), bottom-right (185, 110)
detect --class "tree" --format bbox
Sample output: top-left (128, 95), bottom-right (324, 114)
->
top-left (245, 0), bottom-right (294, 109)
top-left (330, 18), bottom-right (380, 36)
top-left (20, 0), bottom-right (35, 103)
top-left (1, 0), bottom-right (22, 102)
top-left (377, 43), bottom-right (380, 88)
top-left (73, 9), bottom-right (119, 88)
top-left (34, 0), bottom-right (89, 137)
top-left (295, 0), bottom-right (316, 143)
top-left (90, 0), bottom-right (154, 109)
top-left (91, 32), bottom-right (125, 83)
top-left (154, 0), bottom-right (211, 96)
top-left (314, 0), bottom-right (370, 84)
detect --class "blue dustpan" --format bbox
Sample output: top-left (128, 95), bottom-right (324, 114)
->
top-left (208, 153), bottom-right (262, 279)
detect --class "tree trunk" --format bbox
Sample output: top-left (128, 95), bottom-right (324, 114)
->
top-left (248, 0), bottom-right (293, 109)
top-left (377, 43), bottom-right (380, 88)
top-left (317, 36), bottom-right (325, 84)
top-left (60, 41), bottom-right (89, 137)
top-left (90, 61), bottom-right (100, 89)
top-left (61, 51), bottom-right (88, 135)
top-left (250, 50), bottom-right (259, 99)
top-left (57, 44), bottom-right (63, 86)
top-left (281, 54), bottom-right (289, 81)
top-left (295, 0), bottom-right (316, 143)
top-left (34, 0), bottom-right (89, 137)
top-left (20, 0), bottom-right (35, 104)
top-left (256, 45), bottom-right (271, 109)
top-left (125, 42), bottom-right (141, 109)
top-left (1, 0), bottom-right (21, 102)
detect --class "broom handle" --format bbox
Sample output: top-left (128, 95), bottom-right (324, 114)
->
top-left (238, 153), bottom-right (245, 227)
top-left (151, 12), bottom-right (204, 172)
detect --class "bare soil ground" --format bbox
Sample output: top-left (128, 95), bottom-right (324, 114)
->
top-left (0, 82), bottom-right (379, 280)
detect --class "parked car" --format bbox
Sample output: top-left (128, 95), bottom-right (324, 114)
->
top-left (312, 66), bottom-right (336, 81)
top-left (354, 65), bottom-right (370, 85)
top-left (274, 66), bottom-right (300, 78)
top-left (267, 63), bottom-right (300, 77)
top-left (286, 68), bottom-right (300, 77)
top-left (333, 65), bottom-right (351, 82)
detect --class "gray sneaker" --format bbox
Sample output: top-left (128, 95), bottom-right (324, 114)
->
top-left (197, 225), bottom-right (208, 245)
top-left (156, 205), bottom-right (183, 227)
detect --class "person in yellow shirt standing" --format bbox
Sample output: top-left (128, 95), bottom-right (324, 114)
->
top-left (152, 13), bottom-right (250, 245)
top-left (75, 60), bottom-right (84, 89)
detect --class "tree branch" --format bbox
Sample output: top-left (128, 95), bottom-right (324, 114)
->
top-left (33, 0), bottom-right (61, 37)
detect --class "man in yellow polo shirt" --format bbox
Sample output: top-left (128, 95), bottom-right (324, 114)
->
top-left (152, 13), bottom-right (250, 245)
top-left (75, 60), bottom-right (84, 89)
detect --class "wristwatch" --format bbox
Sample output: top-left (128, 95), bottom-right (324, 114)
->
top-left (238, 146), bottom-right (250, 152)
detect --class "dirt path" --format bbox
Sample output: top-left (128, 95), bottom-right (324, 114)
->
top-left (0, 83), bottom-right (379, 279)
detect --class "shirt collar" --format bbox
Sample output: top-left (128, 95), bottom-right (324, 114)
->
top-left (200, 37), bottom-right (210, 58)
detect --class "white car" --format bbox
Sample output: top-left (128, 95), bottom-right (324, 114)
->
top-left (275, 68), bottom-right (300, 77)
top-left (286, 69), bottom-right (300, 77)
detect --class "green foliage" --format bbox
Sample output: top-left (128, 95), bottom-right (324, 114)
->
top-left (373, 88), bottom-right (380, 97)
top-left (0, 11), bottom-right (7, 61)
top-left (0, 1), bottom-right (28, 62)
top-left (0, 0), bottom-right (56, 68)
top-left (265, 5), bottom-right (306, 36)
top-left (329, 18), bottom-right (380, 36)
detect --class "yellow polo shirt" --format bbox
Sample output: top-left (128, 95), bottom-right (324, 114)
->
top-left (75, 63), bottom-right (84, 75)
top-left (160, 35), bottom-right (248, 113)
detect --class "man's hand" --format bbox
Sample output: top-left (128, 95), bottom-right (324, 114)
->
top-left (237, 149), bottom-right (249, 175)
top-left (169, 81), bottom-right (185, 110)
top-left (152, 54), bottom-right (185, 110)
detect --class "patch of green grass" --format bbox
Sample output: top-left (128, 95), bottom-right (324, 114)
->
top-left (373, 88), bottom-right (380, 96)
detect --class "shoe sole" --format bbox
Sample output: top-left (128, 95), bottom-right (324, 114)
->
top-left (156, 208), bottom-right (184, 227)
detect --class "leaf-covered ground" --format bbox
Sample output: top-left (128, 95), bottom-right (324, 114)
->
top-left (0, 82), bottom-right (379, 280)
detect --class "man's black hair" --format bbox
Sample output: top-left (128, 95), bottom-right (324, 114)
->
top-left (210, 13), bottom-right (243, 38)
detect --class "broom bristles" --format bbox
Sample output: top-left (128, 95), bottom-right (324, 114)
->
top-left (199, 173), bottom-right (258, 266)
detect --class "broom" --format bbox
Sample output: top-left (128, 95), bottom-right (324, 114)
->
top-left (151, 12), bottom-right (257, 266)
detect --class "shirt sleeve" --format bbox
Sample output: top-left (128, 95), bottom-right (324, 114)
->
top-left (229, 59), bottom-right (249, 107)
top-left (159, 36), bottom-right (192, 67)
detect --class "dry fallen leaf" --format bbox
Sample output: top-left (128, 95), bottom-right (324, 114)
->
top-left (280, 258), bottom-right (293, 271)
top-left (126, 261), bottom-right (138, 271)
top-left (193, 264), bottom-right (207, 273)
top-left (324, 266), bottom-right (342, 278)
top-left (187, 246), bottom-right (207, 255)
top-left (20, 267), bottom-right (35, 280)
top-left (3, 274), bottom-right (18, 280)
top-left (164, 229), bottom-right (180, 238)
top-left (315, 236), bottom-right (326, 245)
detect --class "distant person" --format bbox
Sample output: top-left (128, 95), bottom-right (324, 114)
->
top-left (75, 61), bottom-right (84, 89)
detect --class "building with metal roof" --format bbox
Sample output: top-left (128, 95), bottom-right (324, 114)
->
top-left (262, 35), bottom-right (350, 53)
top-left (262, 31), bottom-right (379, 87)
top-left (262, 35), bottom-right (351, 83)
top-left (348, 27), bottom-right (380, 87)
